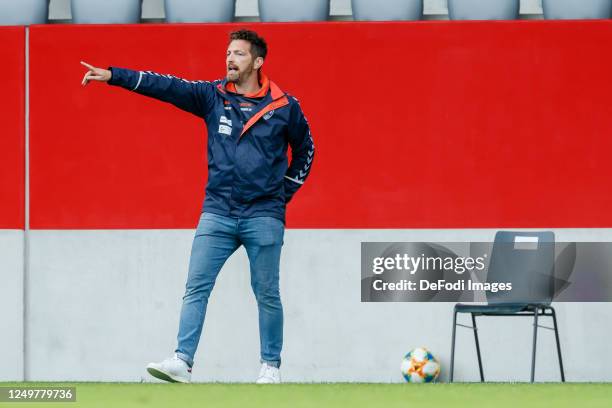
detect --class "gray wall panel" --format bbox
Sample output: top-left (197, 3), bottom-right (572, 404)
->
top-left (0, 231), bottom-right (24, 381)
top-left (25, 229), bottom-right (612, 382)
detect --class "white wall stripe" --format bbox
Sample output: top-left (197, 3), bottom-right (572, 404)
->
top-left (23, 26), bottom-right (30, 382)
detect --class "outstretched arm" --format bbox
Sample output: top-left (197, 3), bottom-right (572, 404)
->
top-left (80, 61), bottom-right (214, 118)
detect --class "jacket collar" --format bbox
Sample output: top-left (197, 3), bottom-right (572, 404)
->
top-left (217, 71), bottom-right (285, 100)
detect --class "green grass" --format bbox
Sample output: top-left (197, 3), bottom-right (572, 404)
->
top-left (1, 383), bottom-right (610, 408)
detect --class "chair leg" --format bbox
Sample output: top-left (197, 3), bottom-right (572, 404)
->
top-left (551, 307), bottom-right (565, 382)
top-left (471, 313), bottom-right (485, 382)
top-left (450, 310), bottom-right (457, 383)
top-left (530, 307), bottom-right (539, 383)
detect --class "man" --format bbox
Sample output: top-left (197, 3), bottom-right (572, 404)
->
top-left (81, 29), bottom-right (314, 384)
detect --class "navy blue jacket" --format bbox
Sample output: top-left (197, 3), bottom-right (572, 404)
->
top-left (107, 67), bottom-right (314, 223)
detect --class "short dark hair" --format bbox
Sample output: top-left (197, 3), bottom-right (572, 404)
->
top-left (229, 29), bottom-right (268, 60)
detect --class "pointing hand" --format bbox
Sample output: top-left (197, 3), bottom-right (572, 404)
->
top-left (80, 61), bottom-right (112, 86)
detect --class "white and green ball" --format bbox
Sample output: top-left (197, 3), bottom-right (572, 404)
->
top-left (401, 347), bottom-right (441, 383)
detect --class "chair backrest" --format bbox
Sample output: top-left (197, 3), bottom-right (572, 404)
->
top-left (352, 0), bottom-right (423, 21)
top-left (71, 0), bottom-right (142, 24)
top-left (486, 231), bottom-right (555, 305)
top-left (0, 0), bottom-right (48, 25)
top-left (543, 0), bottom-right (612, 20)
top-left (448, 0), bottom-right (520, 21)
top-left (165, 0), bottom-right (235, 23)
top-left (259, 0), bottom-right (330, 22)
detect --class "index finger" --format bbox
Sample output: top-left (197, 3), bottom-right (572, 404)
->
top-left (80, 61), bottom-right (95, 70)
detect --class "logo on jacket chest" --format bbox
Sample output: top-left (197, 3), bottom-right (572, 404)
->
top-left (263, 110), bottom-right (275, 121)
top-left (218, 115), bottom-right (233, 135)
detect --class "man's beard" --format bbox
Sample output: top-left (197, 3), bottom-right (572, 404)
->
top-left (226, 69), bottom-right (240, 83)
top-left (227, 62), bottom-right (253, 84)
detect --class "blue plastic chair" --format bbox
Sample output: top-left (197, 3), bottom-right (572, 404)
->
top-left (0, 0), bottom-right (48, 25)
top-left (448, 0), bottom-right (520, 20)
top-left (352, 0), bottom-right (423, 21)
top-left (259, 0), bottom-right (330, 22)
top-left (543, 0), bottom-right (611, 20)
top-left (165, 0), bottom-right (235, 23)
top-left (71, 0), bottom-right (142, 24)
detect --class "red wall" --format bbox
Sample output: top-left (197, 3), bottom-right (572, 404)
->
top-left (26, 21), bottom-right (612, 229)
top-left (0, 27), bottom-right (25, 229)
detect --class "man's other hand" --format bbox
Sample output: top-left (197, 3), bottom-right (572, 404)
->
top-left (80, 61), bottom-right (112, 86)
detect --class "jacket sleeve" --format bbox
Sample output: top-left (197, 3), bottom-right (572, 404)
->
top-left (107, 67), bottom-right (215, 118)
top-left (284, 98), bottom-right (315, 204)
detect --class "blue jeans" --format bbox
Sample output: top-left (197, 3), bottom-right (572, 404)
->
top-left (175, 212), bottom-right (285, 368)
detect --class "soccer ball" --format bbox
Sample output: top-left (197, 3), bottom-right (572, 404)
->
top-left (401, 347), bottom-right (441, 383)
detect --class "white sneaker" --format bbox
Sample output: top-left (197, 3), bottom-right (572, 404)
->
top-left (256, 362), bottom-right (281, 384)
top-left (146, 354), bottom-right (192, 383)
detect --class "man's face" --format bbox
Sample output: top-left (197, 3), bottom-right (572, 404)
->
top-left (226, 39), bottom-right (256, 83)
